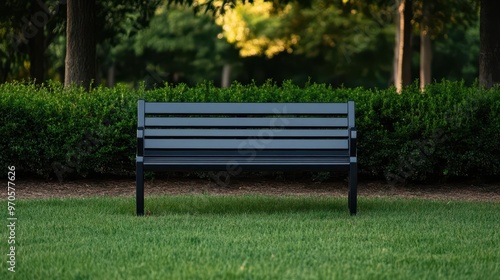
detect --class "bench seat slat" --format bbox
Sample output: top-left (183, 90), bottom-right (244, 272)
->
top-left (144, 139), bottom-right (349, 150)
top-left (145, 117), bottom-right (348, 128)
top-left (145, 102), bottom-right (348, 115)
top-left (144, 129), bottom-right (349, 138)
top-left (143, 156), bottom-right (350, 170)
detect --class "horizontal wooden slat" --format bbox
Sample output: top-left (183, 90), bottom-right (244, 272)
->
top-left (144, 129), bottom-right (349, 138)
top-left (145, 102), bottom-right (348, 115)
top-left (143, 150), bottom-right (349, 157)
top-left (145, 117), bottom-right (348, 128)
top-left (142, 156), bottom-right (350, 171)
top-left (144, 157), bottom-right (350, 165)
top-left (144, 139), bottom-right (348, 150)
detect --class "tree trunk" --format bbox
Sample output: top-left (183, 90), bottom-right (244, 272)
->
top-left (64, 0), bottom-right (96, 89)
top-left (107, 63), bottom-right (115, 87)
top-left (479, 0), bottom-right (500, 88)
top-left (392, 1), bottom-right (400, 87)
top-left (419, 1), bottom-right (431, 91)
top-left (29, 31), bottom-right (46, 84)
top-left (221, 64), bottom-right (232, 88)
top-left (1, 52), bottom-right (12, 83)
top-left (394, 0), bottom-right (413, 93)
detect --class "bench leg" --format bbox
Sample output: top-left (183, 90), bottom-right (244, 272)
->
top-left (348, 160), bottom-right (358, 215)
top-left (136, 159), bottom-right (144, 216)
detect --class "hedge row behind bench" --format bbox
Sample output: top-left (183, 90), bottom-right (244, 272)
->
top-left (0, 80), bottom-right (498, 182)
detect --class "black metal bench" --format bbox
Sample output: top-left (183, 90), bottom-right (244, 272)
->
top-left (136, 100), bottom-right (358, 215)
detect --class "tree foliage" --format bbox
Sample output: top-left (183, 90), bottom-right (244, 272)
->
top-left (0, 0), bottom-right (160, 85)
top-left (130, 3), bottom-right (236, 86)
top-left (0, 0), bottom-right (487, 88)
top-left (216, 0), bottom-right (299, 58)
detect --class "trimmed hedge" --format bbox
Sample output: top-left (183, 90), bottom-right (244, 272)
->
top-left (1, 80), bottom-right (499, 182)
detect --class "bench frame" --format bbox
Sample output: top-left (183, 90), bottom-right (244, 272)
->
top-left (136, 100), bottom-right (358, 216)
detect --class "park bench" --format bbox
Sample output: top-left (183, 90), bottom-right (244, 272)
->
top-left (136, 100), bottom-right (358, 216)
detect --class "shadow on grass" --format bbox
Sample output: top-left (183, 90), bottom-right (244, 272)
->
top-left (115, 196), bottom-right (450, 217)
top-left (115, 195), bottom-right (350, 216)
top-left (26, 195), bottom-right (476, 218)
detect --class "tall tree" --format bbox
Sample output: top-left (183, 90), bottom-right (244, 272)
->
top-left (0, 0), bottom-right (66, 83)
top-left (64, 0), bottom-right (160, 88)
top-left (479, 0), bottom-right (500, 88)
top-left (64, 0), bottom-right (95, 89)
top-left (23, 2), bottom-right (49, 83)
top-left (1, 0), bottom-right (161, 86)
top-left (393, 0), bottom-right (412, 93)
top-left (419, 0), bottom-right (431, 90)
top-left (414, 0), bottom-right (479, 90)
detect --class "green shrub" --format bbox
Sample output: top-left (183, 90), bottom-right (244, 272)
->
top-left (1, 80), bottom-right (498, 182)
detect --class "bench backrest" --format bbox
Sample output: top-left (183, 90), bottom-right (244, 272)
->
top-left (137, 101), bottom-right (355, 157)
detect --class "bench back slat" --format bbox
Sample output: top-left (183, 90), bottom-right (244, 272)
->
top-left (145, 117), bottom-right (348, 128)
top-left (144, 129), bottom-right (349, 138)
top-left (144, 139), bottom-right (348, 150)
top-left (145, 102), bottom-right (348, 115)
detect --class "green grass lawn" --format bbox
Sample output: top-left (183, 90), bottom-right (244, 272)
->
top-left (1, 195), bottom-right (499, 279)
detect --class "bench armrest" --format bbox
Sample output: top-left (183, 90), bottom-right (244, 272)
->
top-left (349, 127), bottom-right (357, 157)
top-left (137, 100), bottom-right (145, 157)
top-left (137, 128), bottom-right (144, 157)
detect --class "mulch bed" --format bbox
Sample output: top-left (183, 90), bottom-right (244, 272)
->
top-left (12, 176), bottom-right (500, 202)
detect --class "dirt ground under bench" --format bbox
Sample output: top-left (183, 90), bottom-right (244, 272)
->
top-left (13, 175), bottom-right (500, 202)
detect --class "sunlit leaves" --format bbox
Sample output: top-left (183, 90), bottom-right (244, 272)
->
top-left (216, 0), bottom-right (299, 58)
